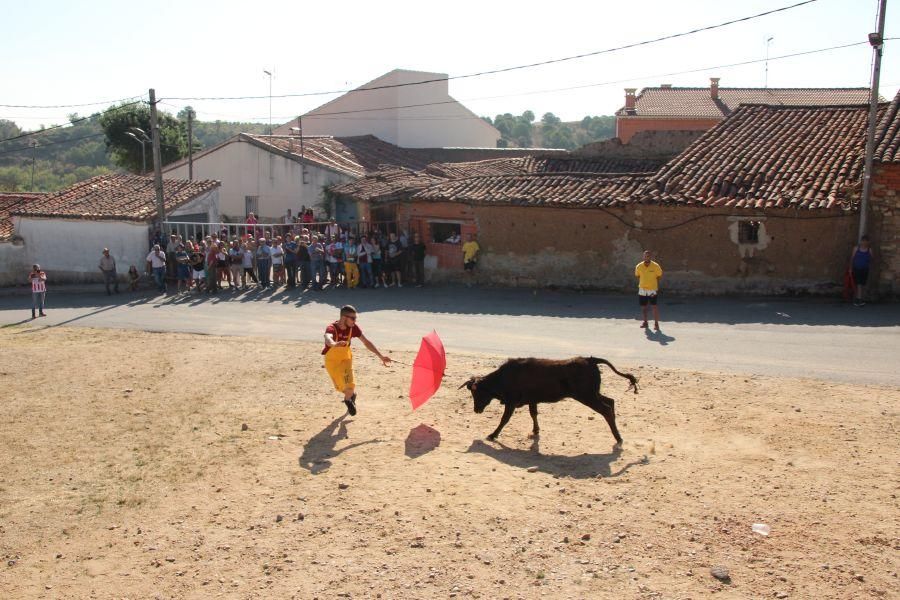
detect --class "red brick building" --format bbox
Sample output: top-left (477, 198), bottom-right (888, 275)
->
top-left (614, 78), bottom-right (871, 143)
top-left (333, 93), bottom-right (900, 296)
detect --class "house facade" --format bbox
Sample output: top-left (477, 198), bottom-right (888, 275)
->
top-left (0, 192), bottom-right (47, 286)
top-left (11, 175), bottom-right (220, 283)
top-left (335, 93), bottom-right (900, 296)
top-left (273, 69), bottom-right (501, 148)
top-left (614, 78), bottom-right (871, 143)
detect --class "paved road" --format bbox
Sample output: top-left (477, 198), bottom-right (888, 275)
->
top-left (2, 286), bottom-right (898, 386)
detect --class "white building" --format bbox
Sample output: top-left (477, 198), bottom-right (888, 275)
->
top-left (163, 133), bottom-right (435, 223)
top-left (10, 174), bottom-right (220, 284)
top-left (273, 69), bottom-right (501, 148)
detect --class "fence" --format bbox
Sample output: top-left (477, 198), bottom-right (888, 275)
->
top-left (161, 220), bottom-right (409, 243)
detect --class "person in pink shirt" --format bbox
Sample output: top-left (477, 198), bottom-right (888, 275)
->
top-left (28, 264), bottom-right (47, 319)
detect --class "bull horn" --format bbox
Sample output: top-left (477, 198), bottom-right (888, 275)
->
top-left (458, 377), bottom-right (475, 390)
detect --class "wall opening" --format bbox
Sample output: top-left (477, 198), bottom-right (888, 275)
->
top-left (429, 222), bottom-right (461, 243)
top-left (738, 220), bottom-right (761, 244)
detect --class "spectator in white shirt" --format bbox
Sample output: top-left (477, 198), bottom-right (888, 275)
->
top-left (145, 244), bottom-right (167, 293)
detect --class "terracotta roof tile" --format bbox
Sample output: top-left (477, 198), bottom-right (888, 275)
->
top-left (244, 134), bottom-right (431, 177)
top-left (413, 173), bottom-right (648, 208)
top-left (875, 90), bottom-right (900, 163)
top-left (0, 192), bottom-right (47, 241)
top-left (13, 174), bottom-right (220, 221)
top-left (616, 87), bottom-right (872, 118)
top-left (638, 103), bottom-right (885, 210)
top-left (330, 168), bottom-right (446, 202)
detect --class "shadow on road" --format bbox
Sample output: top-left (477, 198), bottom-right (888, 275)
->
top-left (405, 423), bottom-right (441, 459)
top-left (465, 438), bottom-right (643, 479)
top-left (1, 285), bottom-right (896, 328)
top-left (298, 414), bottom-right (379, 475)
top-left (644, 328), bottom-right (676, 345)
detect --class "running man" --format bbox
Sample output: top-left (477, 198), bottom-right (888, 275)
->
top-left (635, 250), bottom-right (663, 331)
top-left (322, 305), bottom-right (392, 416)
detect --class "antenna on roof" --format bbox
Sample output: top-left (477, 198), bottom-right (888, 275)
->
top-left (764, 37), bottom-right (774, 88)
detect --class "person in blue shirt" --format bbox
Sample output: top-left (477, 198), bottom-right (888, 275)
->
top-left (849, 235), bottom-right (874, 306)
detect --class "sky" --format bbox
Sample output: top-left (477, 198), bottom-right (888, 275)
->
top-left (1, 0), bottom-right (898, 132)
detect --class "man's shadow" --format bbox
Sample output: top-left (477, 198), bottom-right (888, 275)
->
top-left (465, 438), bottom-right (643, 479)
top-left (644, 328), bottom-right (676, 346)
top-left (298, 414), bottom-right (378, 475)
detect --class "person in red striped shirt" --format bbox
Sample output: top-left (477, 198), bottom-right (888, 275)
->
top-left (29, 264), bottom-right (47, 319)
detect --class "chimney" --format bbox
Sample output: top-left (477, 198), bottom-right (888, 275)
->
top-left (660, 83), bottom-right (672, 88)
top-left (710, 77), bottom-right (720, 100)
top-left (624, 88), bottom-right (637, 110)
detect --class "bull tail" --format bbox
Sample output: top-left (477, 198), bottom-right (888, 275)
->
top-left (589, 357), bottom-right (639, 394)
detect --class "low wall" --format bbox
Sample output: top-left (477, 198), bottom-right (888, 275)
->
top-left (0, 239), bottom-right (28, 286)
top-left (15, 218), bottom-right (151, 284)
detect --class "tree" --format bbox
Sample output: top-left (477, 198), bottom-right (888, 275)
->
top-left (0, 119), bottom-right (21, 140)
top-left (541, 112), bottom-right (561, 126)
top-left (99, 103), bottom-right (188, 173)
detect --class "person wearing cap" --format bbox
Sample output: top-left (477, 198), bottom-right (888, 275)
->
top-left (322, 304), bottom-right (392, 416)
top-left (145, 244), bottom-right (167, 293)
top-left (98, 248), bottom-right (119, 295)
top-left (28, 264), bottom-right (47, 319)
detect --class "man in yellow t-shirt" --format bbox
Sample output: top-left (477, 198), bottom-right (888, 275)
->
top-left (635, 250), bottom-right (663, 331)
top-left (462, 233), bottom-right (480, 286)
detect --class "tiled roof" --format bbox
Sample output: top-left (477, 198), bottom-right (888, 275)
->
top-left (244, 134), bottom-right (431, 178)
top-left (329, 168), bottom-right (446, 202)
top-left (332, 155), bottom-right (662, 204)
top-left (616, 87), bottom-right (872, 118)
top-left (875, 90), bottom-right (900, 163)
top-left (413, 173), bottom-right (649, 208)
top-left (638, 103), bottom-right (882, 210)
top-left (13, 174), bottom-right (220, 221)
top-left (0, 192), bottom-right (47, 241)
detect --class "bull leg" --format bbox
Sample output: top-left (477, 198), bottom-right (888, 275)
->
top-left (579, 394), bottom-right (623, 445)
top-left (487, 404), bottom-right (515, 441)
top-left (528, 403), bottom-right (540, 438)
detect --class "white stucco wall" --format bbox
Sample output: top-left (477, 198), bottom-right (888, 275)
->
top-left (0, 240), bottom-right (28, 286)
top-left (169, 188), bottom-right (220, 223)
top-left (274, 70), bottom-right (501, 148)
top-left (15, 218), bottom-right (151, 284)
top-left (164, 140), bottom-right (350, 222)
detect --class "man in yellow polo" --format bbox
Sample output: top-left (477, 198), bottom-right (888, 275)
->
top-left (635, 250), bottom-right (663, 331)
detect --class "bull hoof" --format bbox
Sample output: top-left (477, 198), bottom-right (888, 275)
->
top-left (528, 432), bottom-right (540, 439)
top-left (613, 441), bottom-right (623, 451)
top-left (486, 434), bottom-right (498, 442)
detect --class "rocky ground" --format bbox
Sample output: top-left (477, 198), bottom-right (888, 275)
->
top-left (0, 326), bottom-right (897, 599)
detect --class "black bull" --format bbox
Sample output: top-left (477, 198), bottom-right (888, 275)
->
top-left (461, 357), bottom-right (639, 444)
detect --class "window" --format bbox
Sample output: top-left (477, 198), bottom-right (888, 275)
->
top-left (430, 222), bottom-right (461, 244)
top-left (245, 196), bottom-right (258, 217)
top-left (738, 220), bottom-right (761, 244)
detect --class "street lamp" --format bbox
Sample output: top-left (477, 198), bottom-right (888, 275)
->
top-left (263, 69), bottom-right (273, 135)
top-left (124, 127), bottom-right (151, 175)
top-left (30, 140), bottom-right (38, 191)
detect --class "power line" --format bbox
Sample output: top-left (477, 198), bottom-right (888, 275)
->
top-left (0, 94), bottom-right (146, 110)
top-left (0, 132), bottom-right (106, 158)
top-left (162, 0), bottom-right (821, 102)
top-left (0, 100), bottom-right (146, 145)
top-left (161, 37), bottom-right (878, 125)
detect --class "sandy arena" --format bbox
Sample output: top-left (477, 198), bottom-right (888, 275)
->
top-left (0, 326), bottom-right (897, 599)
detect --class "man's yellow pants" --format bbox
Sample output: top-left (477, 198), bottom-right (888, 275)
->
top-left (324, 345), bottom-right (355, 392)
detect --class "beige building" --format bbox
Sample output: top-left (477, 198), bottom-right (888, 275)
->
top-left (274, 69), bottom-right (501, 148)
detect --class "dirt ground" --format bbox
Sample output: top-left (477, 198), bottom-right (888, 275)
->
top-left (0, 326), bottom-right (897, 600)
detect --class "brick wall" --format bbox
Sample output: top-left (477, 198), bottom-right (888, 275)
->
top-left (388, 199), bottom-right (859, 293)
top-left (616, 117), bottom-right (722, 143)
top-left (870, 163), bottom-right (900, 296)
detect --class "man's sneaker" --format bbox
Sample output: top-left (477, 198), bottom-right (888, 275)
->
top-left (397, 283), bottom-right (403, 288)
top-left (343, 393), bottom-right (357, 416)
top-left (640, 321), bottom-right (648, 328)
top-left (654, 323), bottom-right (660, 331)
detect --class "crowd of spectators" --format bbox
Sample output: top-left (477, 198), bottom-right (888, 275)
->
top-left (141, 218), bottom-right (455, 295)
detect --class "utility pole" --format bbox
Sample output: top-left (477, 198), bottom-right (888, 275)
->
top-left (764, 37), bottom-right (774, 88)
top-left (263, 69), bottom-right (273, 134)
top-left (858, 0), bottom-right (887, 242)
top-left (30, 140), bottom-right (37, 191)
top-left (149, 88), bottom-right (166, 226)
top-left (187, 108), bottom-right (194, 181)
